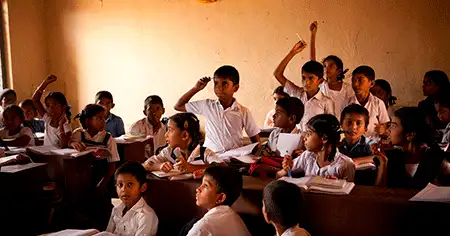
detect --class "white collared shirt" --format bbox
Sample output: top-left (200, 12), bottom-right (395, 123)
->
top-left (42, 113), bottom-right (71, 148)
top-left (292, 150), bottom-right (355, 181)
top-left (278, 225), bottom-right (311, 236)
top-left (143, 145), bottom-right (223, 168)
top-left (70, 128), bottom-right (120, 163)
top-left (319, 81), bottom-right (354, 120)
top-left (129, 118), bottom-right (167, 151)
top-left (268, 127), bottom-right (301, 154)
top-left (106, 197), bottom-right (158, 236)
top-left (186, 99), bottom-right (260, 153)
top-left (347, 93), bottom-right (390, 138)
top-left (0, 126), bottom-right (35, 146)
top-left (187, 205), bottom-right (251, 236)
top-left (442, 122), bottom-right (450, 144)
top-left (264, 109), bottom-right (276, 128)
top-left (284, 80), bottom-right (335, 131)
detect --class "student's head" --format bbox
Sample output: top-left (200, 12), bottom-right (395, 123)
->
top-left (196, 166), bottom-right (242, 210)
top-left (0, 89), bottom-right (17, 109)
top-left (115, 162), bottom-right (148, 209)
top-left (166, 113), bottom-right (203, 152)
top-left (143, 95), bottom-right (165, 124)
top-left (389, 107), bottom-right (434, 148)
top-left (2, 105), bottom-right (25, 131)
top-left (272, 86), bottom-right (289, 104)
top-left (304, 114), bottom-right (341, 161)
top-left (352, 66), bottom-right (375, 95)
top-left (213, 65), bottom-right (240, 102)
top-left (422, 70), bottom-right (449, 97)
top-left (434, 94), bottom-right (450, 124)
top-left (322, 55), bottom-right (347, 82)
top-left (301, 61), bottom-right (324, 92)
top-left (44, 92), bottom-right (71, 121)
top-left (19, 99), bottom-right (37, 121)
top-left (262, 180), bottom-right (303, 228)
top-left (75, 104), bottom-right (106, 131)
top-left (340, 104), bottom-right (369, 143)
top-left (371, 79), bottom-right (397, 108)
top-left (95, 91), bottom-right (115, 115)
top-left (273, 97), bottom-right (304, 129)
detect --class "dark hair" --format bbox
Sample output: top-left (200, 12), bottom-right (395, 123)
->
top-left (273, 86), bottom-right (289, 98)
top-left (322, 55), bottom-right (348, 81)
top-left (3, 105), bottom-right (25, 122)
top-left (204, 166), bottom-right (242, 207)
top-left (307, 114), bottom-right (341, 162)
top-left (95, 91), bottom-right (114, 102)
top-left (115, 161), bottom-right (147, 186)
top-left (144, 95), bottom-right (164, 109)
top-left (263, 180), bottom-right (303, 228)
top-left (214, 65), bottom-right (240, 85)
top-left (276, 97), bottom-right (304, 124)
top-left (352, 65), bottom-right (375, 81)
top-left (435, 92), bottom-right (450, 109)
top-left (373, 79), bottom-right (397, 106)
top-left (302, 61), bottom-right (324, 79)
top-left (424, 70), bottom-right (450, 94)
top-left (169, 113), bottom-right (203, 152)
top-left (394, 107), bottom-right (435, 146)
top-left (19, 99), bottom-right (37, 112)
top-left (44, 92), bottom-right (72, 123)
top-left (75, 104), bottom-right (105, 129)
top-left (340, 104), bottom-right (370, 128)
top-left (0, 89), bottom-right (17, 102)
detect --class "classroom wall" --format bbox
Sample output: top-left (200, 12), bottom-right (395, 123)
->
top-left (14, 0), bottom-right (450, 128)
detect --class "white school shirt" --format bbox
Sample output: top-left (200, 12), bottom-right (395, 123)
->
top-left (106, 197), bottom-right (158, 236)
top-left (264, 109), bottom-right (276, 128)
top-left (70, 128), bottom-right (120, 163)
top-left (442, 123), bottom-right (450, 144)
top-left (278, 225), bottom-right (311, 236)
top-left (268, 127), bottom-right (301, 154)
top-left (143, 145), bottom-right (223, 167)
top-left (0, 126), bottom-right (35, 146)
top-left (292, 150), bottom-right (355, 181)
top-left (187, 205), bottom-right (251, 236)
top-left (129, 118), bottom-right (167, 151)
top-left (319, 81), bottom-right (354, 120)
top-left (347, 93), bottom-right (390, 138)
top-left (284, 80), bottom-right (335, 132)
top-left (186, 99), bottom-right (260, 153)
top-left (42, 113), bottom-right (71, 148)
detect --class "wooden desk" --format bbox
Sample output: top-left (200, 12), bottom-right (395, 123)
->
top-left (145, 176), bottom-right (450, 236)
top-left (116, 137), bottom-right (154, 163)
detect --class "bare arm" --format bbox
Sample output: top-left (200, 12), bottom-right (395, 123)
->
top-left (32, 75), bottom-right (57, 117)
top-left (374, 154), bottom-right (388, 187)
top-left (174, 77), bottom-right (211, 112)
top-left (250, 134), bottom-right (261, 144)
top-left (273, 41), bottom-right (307, 86)
top-left (309, 21), bottom-right (318, 61)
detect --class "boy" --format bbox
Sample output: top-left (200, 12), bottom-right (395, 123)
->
top-left (273, 41), bottom-right (335, 131)
top-left (130, 95), bottom-right (166, 153)
top-left (339, 104), bottom-right (372, 160)
top-left (262, 180), bottom-right (310, 236)
top-left (174, 65), bottom-right (261, 153)
top-left (187, 166), bottom-right (250, 236)
top-left (435, 94), bottom-right (450, 147)
top-left (95, 91), bottom-right (125, 137)
top-left (348, 66), bottom-right (389, 138)
top-left (19, 99), bottom-right (45, 133)
top-left (107, 161), bottom-right (159, 235)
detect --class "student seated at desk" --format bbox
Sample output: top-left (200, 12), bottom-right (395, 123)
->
top-left (186, 166), bottom-right (250, 236)
top-left (95, 91), bottom-right (125, 138)
top-left (143, 113), bottom-right (223, 173)
top-left (174, 65), bottom-right (261, 153)
top-left (19, 99), bottom-right (45, 134)
top-left (0, 105), bottom-right (35, 147)
top-left (264, 86), bottom-right (290, 128)
top-left (435, 94), bottom-right (450, 150)
top-left (107, 162), bottom-right (158, 236)
top-left (277, 114), bottom-right (355, 181)
top-left (0, 89), bottom-right (17, 127)
top-left (263, 180), bottom-right (310, 236)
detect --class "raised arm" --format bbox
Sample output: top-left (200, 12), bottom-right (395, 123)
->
top-left (32, 75), bottom-right (57, 117)
top-left (174, 77), bottom-right (211, 112)
top-left (273, 41), bottom-right (307, 86)
top-left (309, 21), bottom-right (318, 61)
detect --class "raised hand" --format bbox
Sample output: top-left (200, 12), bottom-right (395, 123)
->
top-left (194, 77), bottom-right (211, 91)
top-left (310, 21), bottom-right (318, 34)
top-left (44, 74), bottom-right (57, 85)
top-left (290, 40), bottom-right (307, 55)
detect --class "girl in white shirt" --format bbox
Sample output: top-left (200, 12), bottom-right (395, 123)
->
top-left (0, 105), bottom-right (34, 147)
top-left (143, 113), bottom-right (223, 173)
top-left (264, 86), bottom-right (290, 128)
top-left (277, 114), bottom-right (355, 181)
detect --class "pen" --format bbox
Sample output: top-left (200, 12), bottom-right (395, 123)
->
top-left (286, 150), bottom-right (292, 177)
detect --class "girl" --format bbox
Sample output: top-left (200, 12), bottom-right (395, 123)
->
top-left (310, 21), bottom-right (354, 120)
top-left (143, 112), bottom-right (223, 173)
top-left (277, 114), bottom-right (355, 181)
top-left (371, 79), bottom-right (397, 113)
top-left (263, 86), bottom-right (290, 128)
top-left (32, 75), bottom-right (72, 148)
top-left (0, 105), bottom-right (35, 147)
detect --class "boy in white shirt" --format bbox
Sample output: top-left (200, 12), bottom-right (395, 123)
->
top-left (107, 161), bottom-right (159, 236)
top-left (263, 180), bottom-right (310, 236)
top-left (0, 105), bottom-right (35, 147)
top-left (187, 166), bottom-right (251, 236)
top-left (273, 41), bottom-right (335, 131)
top-left (174, 65), bottom-right (261, 153)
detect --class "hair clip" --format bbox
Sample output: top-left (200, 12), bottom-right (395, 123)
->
top-left (184, 120), bottom-right (189, 129)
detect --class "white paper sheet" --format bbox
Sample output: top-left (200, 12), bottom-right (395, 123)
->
top-left (276, 133), bottom-right (301, 156)
top-left (410, 183), bottom-right (450, 203)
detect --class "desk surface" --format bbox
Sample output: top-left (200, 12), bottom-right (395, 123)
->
top-left (0, 162), bottom-right (47, 173)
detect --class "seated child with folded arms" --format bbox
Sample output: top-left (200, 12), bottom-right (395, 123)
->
top-left (187, 166), bottom-right (251, 236)
top-left (264, 86), bottom-right (290, 128)
top-left (277, 114), bottom-right (355, 181)
top-left (95, 91), bottom-right (125, 137)
top-left (263, 180), bottom-right (310, 236)
top-left (0, 105), bottom-right (34, 147)
top-left (143, 113), bottom-right (223, 173)
top-left (106, 161), bottom-right (158, 236)
top-left (19, 99), bottom-right (45, 133)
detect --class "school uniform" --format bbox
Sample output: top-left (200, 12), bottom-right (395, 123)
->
top-left (0, 126), bottom-right (35, 146)
top-left (24, 118), bottom-right (45, 133)
top-left (292, 150), bottom-right (355, 181)
top-left (284, 80), bottom-right (335, 131)
top-left (129, 118), bottom-right (167, 154)
top-left (278, 225), bottom-right (311, 236)
top-left (347, 93), bottom-right (390, 138)
top-left (106, 197), bottom-right (158, 236)
top-left (320, 81), bottom-right (354, 120)
top-left (105, 113), bottom-right (125, 138)
top-left (338, 136), bottom-right (372, 158)
top-left (267, 127), bottom-right (301, 155)
top-left (418, 97), bottom-right (447, 130)
top-left (42, 113), bottom-right (71, 148)
top-left (70, 128), bottom-right (120, 163)
top-left (264, 109), bottom-right (276, 128)
top-left (442, 123), bottom-right (450, 144)
top-left (186, 99), bottom-right (260, 153)
top-left (186, 205), bottom-right (251, 236)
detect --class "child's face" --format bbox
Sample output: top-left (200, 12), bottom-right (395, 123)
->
top-left (144, 103), bottom-right (164, 124)
top-left (422, 76), bottom-right (439, 97)
top-left (2, 110), bottom-right (22, 131)
top-left (272, 93), bottom-right (285, 105)
top-left (115, 173), bottom-right (146, 210)
top-left (165, 119), bottom-right (186, 148)
top-left (352, 74), bottom-right (373, 95)
top-left (45, 98), bottom-right (65, 119)
top-left (213, 77), bottom-right (239, 102)
top-left (342, 113), bottom-right (367, 142)
top-left (20, 105), bottom-right (36, 121)
top-left (303, 129), bottom-right (324, 152)
top-left (388, 116), bottom-right (404, 145)
top-left (435, 103), bottom-right (450, 124)
top-left (96, 98), bottom-right (114, 115)
top-left (87, 111), bottom-right (106, 132)
top-left (195, 175), bottom-right (224, 210)
top-left (324, 60), bottom-right (339, 81)
top-left (1, 94), bottom-right (17, 109)
top-left (370, 85), bottom-right (388, 104)
top-left (302, 72), bottom-right (323, 92)
top-left (272, 105), bottom-right (292, 129)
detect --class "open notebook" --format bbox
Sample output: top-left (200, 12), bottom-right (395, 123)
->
top-left (279, 176), bottom-right (355, 195)
top-left (410, 183), bottom-right (450, 203)
top-left (218, 143), bottom-right (261, 164)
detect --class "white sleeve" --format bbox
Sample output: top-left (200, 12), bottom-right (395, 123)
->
top-left (186, 220), bottom-right (210, 236)
top-left (129, 120), bottom-right (142, 133)
top-left (284, 80), bottom-right (304, 98)
top-left (243, 109), bottom-right (260, 138)
top-left (42, 113), bottom-right (51, 123)
top-left (337, 160), bottom-right (356, 182)
top-left (135, 211), bottom-right (159, 236)
top-left (378, 101), bottom-right (390, 124)
top-left (292, 151), bottom-right (308, 172)
top-left (106, 136), bottom-right (120, 163)
top-left (325, 98), bottom-right (336, 117)
top-left (267, 129), bottom-right (279, 152)
top-left (185, 100), bottom-right (208, 116)
top-left (105, 212), bottom-right (115, 233)
top-left (143, 147), bottom-right (171, 167)
top-left (69, 129), bottom-right (82, 144)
